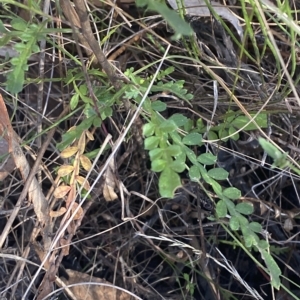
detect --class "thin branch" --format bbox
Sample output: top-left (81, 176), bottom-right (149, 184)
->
top-left (72, 0), bottom-right (122, 90)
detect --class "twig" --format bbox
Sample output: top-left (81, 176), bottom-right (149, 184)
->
top-left (72, 0), bottom-right (122, 90)
top-left (0, 107), bottom-right (69, 250)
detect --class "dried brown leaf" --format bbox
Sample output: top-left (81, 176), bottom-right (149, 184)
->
top-left (0, 94), bottom-right (15, 180)
top-left (103, 183), bottom-right (118, 201)
top-left (73, 159), bottom-right (80, 177)
top-left (54, 185), bottom-right (71, 198)
top-left (80, 154), bottom-right (92, 172)
top-left (75, 175), bottom-right (90, 190)
top-left (85, 130), bottom-right (94, 141)
top-left (70, 202), bottom-right (83, 220)
top-left (65, 184), bottom-right (76, 209)
top-left (103, 160), bottom-right (118, 201)
top-left (61, 269), bottom-right (132, 300)
top-left (57, 165), bottom-right (74, 177)
top-left (60, 238), bottom-right (70, 256)
top-left (49, 207), bottom-right (67, 218)
top-left (61, 146), bottom-right (78, 158)
top-left (78, 132), bottom-right (86, 154)
top-left (0, 95), bottom-right (13, 142)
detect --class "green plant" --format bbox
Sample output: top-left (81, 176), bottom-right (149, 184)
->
top-left (183, 273), bottom-right (195, 297)
top-left (57, 68), bottom-right (122, 151)
top-left (11, 10), bottom-right (279, 290)
top-left (135, 0), bottom-right (193, 40)
top-left (259, 137), bottom-right (300, 175)
top-left (199, 111), bottom-right (268, 141)
top-left (49, 49), bottom-right (282, 292)
top-left (0, 17), bottom-right (71, 94)
top-left (3, 0), bottom-right (297, 298)
top-left (0, 18), bottom-right (44, 93)
top-left (54, 129), bottom-right (93, 210)
top-left (123, 67), bottom-right (282, 289)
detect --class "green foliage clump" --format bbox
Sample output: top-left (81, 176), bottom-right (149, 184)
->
top-left (0, 18), bottom-right (46, 94)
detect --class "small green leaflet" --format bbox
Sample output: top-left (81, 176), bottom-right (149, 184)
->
top-left (159, 167), bottom-right (182, 198)
top-left (207, 168), bottom-right (229, 180)
top-left (259, 249), bottom-right (281, 290)
top-left (182, 132), bottom-right (202, 146)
